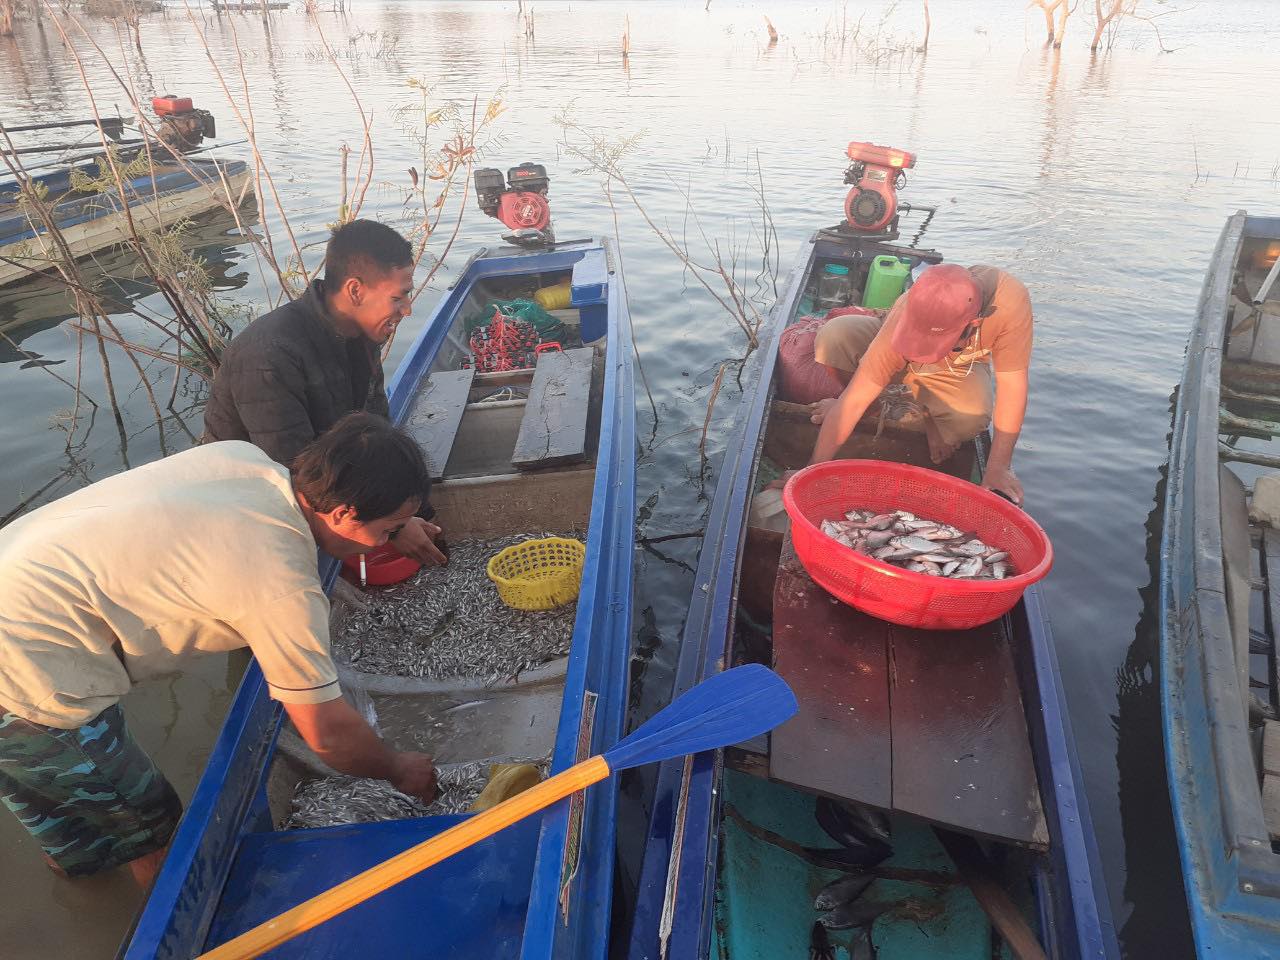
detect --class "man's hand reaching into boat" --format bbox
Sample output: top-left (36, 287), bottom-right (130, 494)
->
top-left (391, 516), bottom-right (449, 566)
top-left (286, 699), bottom-right (438, 803)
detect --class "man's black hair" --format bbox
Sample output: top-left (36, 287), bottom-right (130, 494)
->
top-left (324, 219), bottom-right (413, 289)
top-left (290, 412), bottom-right (430, 521)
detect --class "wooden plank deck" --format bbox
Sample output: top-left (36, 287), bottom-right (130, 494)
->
top-left (770, 535), bottom-right (893, 809)
top-left (768, 533), bottom-right (1048, 848)
top-left (512, 347), bottom-right (594, 470)
top-left (403, 368), bottom-right (475, 479)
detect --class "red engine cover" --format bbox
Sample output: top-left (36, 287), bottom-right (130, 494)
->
top-left (152, 95), bottom-right (194, 116)
top-left (496, 191), bottom-right (551, 231)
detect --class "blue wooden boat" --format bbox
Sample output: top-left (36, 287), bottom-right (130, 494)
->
top-left (0, 154), bottom-right (251, 288)
top-left (1161, 211), bottom-right (1280, 956)
top-left (627, 228), bottom-right (1118, 960)
top-left (120, 237), bottom-right (636, 959)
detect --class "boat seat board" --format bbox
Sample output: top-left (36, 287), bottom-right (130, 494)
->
top-left (770, 537), bottom-right (893, 809)
top-left (769, 535), bottom-right (1048, 848)
top-left (203, 814), bottom-right (540, 958)
top-left (716, 770), bottom-right (995, 960)
top-left (890, 621), bottom-right (1049, 848)
top-left (404, 368), bottom-right (475, 478)
top-left (512, 347), bottom-right (595, 469)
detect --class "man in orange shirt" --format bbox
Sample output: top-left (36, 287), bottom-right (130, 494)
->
top-left (809, 263), bottom-right (1032, 504)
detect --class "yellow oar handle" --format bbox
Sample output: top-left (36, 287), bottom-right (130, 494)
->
top-left (198, 754), bottom-right (612, 960)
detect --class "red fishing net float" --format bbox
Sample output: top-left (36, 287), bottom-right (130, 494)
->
top-left (468, 309), bottom-right (540, 372)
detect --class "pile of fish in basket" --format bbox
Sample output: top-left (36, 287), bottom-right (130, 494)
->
top-left (820, 508), bottom-right (1013, 580)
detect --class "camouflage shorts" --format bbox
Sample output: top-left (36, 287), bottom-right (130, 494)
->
top-left (0, 705), bottom-right (182, 877)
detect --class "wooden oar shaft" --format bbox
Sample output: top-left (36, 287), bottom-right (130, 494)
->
top-left (198, 755), bottom-right (612, 960)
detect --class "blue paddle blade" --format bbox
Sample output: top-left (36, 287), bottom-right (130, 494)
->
top-left (603, 664), bottom-right (798, 772)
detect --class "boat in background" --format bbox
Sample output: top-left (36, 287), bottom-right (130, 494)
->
top-left (1161, 211), bottom-right (1280, 956)
top-left (0, 96), bottom-right (252, 288)
top-left (627, 221), bottom-right (1118, 958)
top-left (122, 237), bottom-right (636, 959)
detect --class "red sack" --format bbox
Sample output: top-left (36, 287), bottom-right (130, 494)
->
top-left (778, 317), bottom-right (843, 405)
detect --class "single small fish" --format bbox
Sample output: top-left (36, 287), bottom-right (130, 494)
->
top-left (892, 535), bottom-right (937, 554)
top-left (814, 872), bottom-right (874, 912)
top-left (954, 540), bottom-right (989, 557)
top-left (984, 551), bottom-right (1009, 564)
top-left (819, 898), bottom-right (894, 931)
top-left (864, 529), bottom-right (896, 548)
top-left (991, 561), bottom-right (1009, 580)
top-left (942, 559), bottom-right (961, 576)
top-left (843, 802), bottom-right (892, 844)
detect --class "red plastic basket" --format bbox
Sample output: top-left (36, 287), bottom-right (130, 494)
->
top-left (781, 460), bottom-right (1053, 630)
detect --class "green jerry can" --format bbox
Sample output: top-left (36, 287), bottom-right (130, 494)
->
top-left (861, 255), bottom-right (911, 310)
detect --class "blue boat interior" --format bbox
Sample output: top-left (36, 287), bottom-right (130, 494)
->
top-left (125, 240), bottom-right (637, 960)
top-left (1161, 213), bottom-right (1280, 956)
top-left (628, 231), bottom-right (1116, 960)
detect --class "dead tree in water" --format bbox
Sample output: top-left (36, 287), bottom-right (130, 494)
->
top-left (919, 0), bottom-right (929, 51)
top-left (0, 0), bottom-right (17, 36)
top-left (1028, 0), bottom-right (1075, 48)
top-left (1090, 0), bottom-right (1176, 53)
top-left (1091, 0), bottom-right (1122, 49)
top-left (764, 15), bottom-right (778, 45)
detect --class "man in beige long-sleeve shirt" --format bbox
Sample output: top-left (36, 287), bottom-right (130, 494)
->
top-left (0, 413), bottom-right (436, 887)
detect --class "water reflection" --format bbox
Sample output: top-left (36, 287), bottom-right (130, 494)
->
top-left (1114, 389), bottom-right (1193, 954)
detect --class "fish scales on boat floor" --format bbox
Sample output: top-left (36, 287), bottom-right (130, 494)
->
top-left (284, 757), bottom-right (551, 828)
top-left (332, 532), bottom-right (580, 682)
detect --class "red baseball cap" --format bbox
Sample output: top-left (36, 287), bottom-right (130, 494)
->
top-left (890, 264), bottom-right (981, 363)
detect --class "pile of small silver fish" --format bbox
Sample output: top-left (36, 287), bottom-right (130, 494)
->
top-left (332, 533), bottom-right (579, 683)
top-left (283, 758), bottom-right (547, 829)
top-left (820, 508), bottom-right (1013, 580)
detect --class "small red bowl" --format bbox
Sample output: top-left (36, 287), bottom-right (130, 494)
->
top-left (341, 542), bottom-right (421, 587)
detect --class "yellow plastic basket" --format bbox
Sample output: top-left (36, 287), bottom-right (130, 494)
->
top-left (486, 537), bottom-right (586, 611)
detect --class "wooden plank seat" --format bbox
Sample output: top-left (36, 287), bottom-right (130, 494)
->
top-left (769, 533), bottom-right (1049, 848)
top-left (512, 347), bottom-right (594, 470)
top-left (403, 368), bottom-right (475, 479)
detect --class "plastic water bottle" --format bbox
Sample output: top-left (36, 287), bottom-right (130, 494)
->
top-left (817, 263), bottom-right (852, 310)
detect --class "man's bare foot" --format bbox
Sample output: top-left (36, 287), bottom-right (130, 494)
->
top-left (923, 415), bottom-right (959, 464)
top-left (127, 844), bottom-right (169, 890)
top-left (810, 397), bottom-right (837, 425)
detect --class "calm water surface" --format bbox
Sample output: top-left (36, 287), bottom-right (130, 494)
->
top-left (3, 1), bottom-right (1280, 956)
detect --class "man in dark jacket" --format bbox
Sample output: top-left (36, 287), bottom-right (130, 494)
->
top-left (203, 220), bottom-right (445, 564)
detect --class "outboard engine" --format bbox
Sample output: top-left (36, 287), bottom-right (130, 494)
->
top-left (151, 96), bottom-right (216, 154)
top-left (843, 142), bottom-right (916, 236)
top-left (475, 163), bottom-right (553, 245)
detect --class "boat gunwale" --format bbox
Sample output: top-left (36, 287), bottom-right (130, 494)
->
top-left (626, 231), bottom-right (1117, 960)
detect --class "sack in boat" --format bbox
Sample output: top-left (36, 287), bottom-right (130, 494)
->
top-left (778, 316), bottom-right (845, 405)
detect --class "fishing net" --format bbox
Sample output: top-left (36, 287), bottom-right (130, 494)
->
top-left (467, 310), bottom-right (538, 372)
top-left (462, 298), bottom-right (565, 340)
